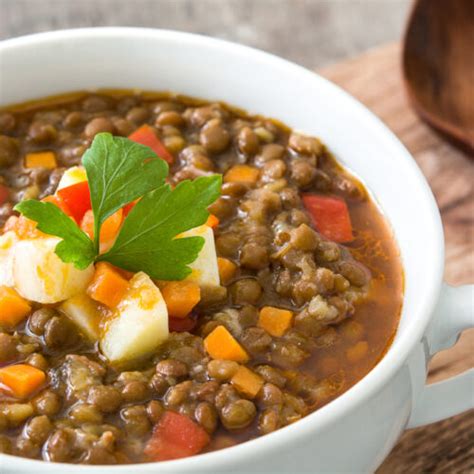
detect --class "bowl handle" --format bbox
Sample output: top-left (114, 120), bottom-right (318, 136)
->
top-left (408, 283), bottom-right (474, 428)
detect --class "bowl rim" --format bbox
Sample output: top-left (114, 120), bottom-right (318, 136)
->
top-left (0, 27), bottom-right (444, 471)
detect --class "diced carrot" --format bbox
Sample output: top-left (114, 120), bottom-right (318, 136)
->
top-left (302, 194), bottom-right (353, 243)
top-left (57, 181), bottom-right (91, 223)
top-left (5, 215), bottom-right (42, 239)
top-left (100, 209), bottom-right (123, 243)
top-left (128, 124), bottom-right (174, 164)
top-left (81, 208), bottom-right (123, 248)
top-left (24, 151), bottom-right (57, 169)
top-left (204, 326), bottom-right (249, 363)
top-left (42, 195), bottom-right (72, 216)
top-left (231, 365), bottom-right (264, 398)
top-left (224, 165), bottom-right (260, 184)
top-left (217, 257), bottom-right (237, 285)
top-left (0, 185), bottom-right (9, 205)
top-left (0, 364), bottom-right (46, 399)
top-left (0, 287), bottom-right (31, 327)
top-left (162, 281), bottom-right (201, 319)
top-left (258, 306), bottom-right (293, 337)
top-left (144, 411), bottom-right (210, 461)
top-left (206, 214), bottom-right (219, 229)
top-left (115, 267), bottom-right (135, 280)
top-left (87, 262), bottom-right (129, 308)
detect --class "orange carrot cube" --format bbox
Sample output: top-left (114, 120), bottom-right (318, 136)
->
top-left (87, 262), bottom-right (129, 308)
top-left (258, 306), bottom-right (293, 337)
top-left (224, 165), bottom-right (260, 184)
top-left (162, 281), bottom-right (201, 319)
top-left (0, 364), bottom-right (46, 398)
top-left (24, 151), bottom-right (57, 169)
top-left (217, 258), bottom-right (237, 285)
top-left (204, 326), bottom-right (249, 363)
top-left (231, 365), bottom-right (264, 398)
top-left (206, 214), bottom-right (219, 228)
top-left (0, 286), bottom-right (31, 327)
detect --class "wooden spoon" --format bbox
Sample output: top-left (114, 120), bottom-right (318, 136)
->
top-left (402, 0), bottom-right (474, 154)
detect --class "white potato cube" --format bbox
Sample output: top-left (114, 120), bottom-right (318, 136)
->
top-left (12, 237), bottom-right (94, 304)
top-left (179, 225), bottom-right (220, 288)
top-left (60, 293), bottom-right (102, 341)
top-left (56, 166), bottom-right (87, 191)
top-left (100, 272), bottom-right (169, 363)
top-left (0, 231), bottom-right (18, 287)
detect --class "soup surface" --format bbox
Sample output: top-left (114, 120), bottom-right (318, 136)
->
top-left (0, 91), bottom-right (403, 464)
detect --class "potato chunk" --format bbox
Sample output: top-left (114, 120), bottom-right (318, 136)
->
top-left (100, 272), bottom-right (169, 363)
top-left (12, 237), bottom-right (93, 304)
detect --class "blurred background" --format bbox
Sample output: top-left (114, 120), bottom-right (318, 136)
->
top-left (0, 0), bottom-right (410, 69)
top-left (1, 1), bottom-right (472, 473)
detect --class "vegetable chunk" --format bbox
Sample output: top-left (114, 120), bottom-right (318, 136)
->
top-left (100, 272), bottom-right (169, 363)
top-left (162, 281), bottom-right (201, 319)
top-left (24, 151), bottom-right (57, 169)
top-left (144, 411), bottom-right (210, 461)
top-left (128, 124), bottom-right (174, 164)
top-left (60, 293), bottom-right (101, 341)
top-left (231, 366), bottom-right (264, 398)
top-left (258, 306), bottom-right (293, 337)
top-left (0, 364), bottom-right (46, 399)
top-left (179, 225), bottom-right (220, 288)
top-left (224, 165), bottom-right (260, 184)
top-left (12, 237), bottom-right (94, 304)
top-left (204, 326), bottom-right (249, 363)
top-left (302, 194), bottom-right (353, 243)
top-left (0, 286), bottom-right (31, 327)
top-left (87, 262), bottom-right (129, 308)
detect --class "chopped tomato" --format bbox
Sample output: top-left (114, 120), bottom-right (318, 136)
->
top-left (41, 195), bottom-right (72, 216)
top-left (168, 315), bottom-right (197, 333)
top-left (56, 181), bottom-right (91, 223)
top-left (0, 185), bottom-right (9, 205)
top-left (302, 194), bottom-right (353, 243)
top-left (128, 124), bottom-right (174, 164)
top-left (122, 200), bottom-right (137, 217)
top-left (144, 411), bottom-right (210, 461)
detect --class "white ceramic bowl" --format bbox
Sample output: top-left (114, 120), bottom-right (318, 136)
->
top-left (0, 28), bottom-right (472, 474)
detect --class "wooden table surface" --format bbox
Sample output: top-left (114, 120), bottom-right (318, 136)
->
top-left (319, 42), bottom-right (473, 474)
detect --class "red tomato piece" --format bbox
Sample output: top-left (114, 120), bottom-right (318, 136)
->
top-left (41, 195), bottom-right (72, 217)
top-left (144, 411), bottom-right (210, 461)
top-left (0, 185), bottom-right (9, 206)
top-left (168, 316), bottom-right (197, 333)
top-left (56, 181), bottom-right (92, 223)
top-left (128, 124), bottom-right (174, 164)
top-left (302, 194), bottom-right (353, 243)
top-left (122, 200), bottom-right (136, 217)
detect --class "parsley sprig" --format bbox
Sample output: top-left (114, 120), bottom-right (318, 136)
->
top-left (14, 133), bottom-right (222, 280)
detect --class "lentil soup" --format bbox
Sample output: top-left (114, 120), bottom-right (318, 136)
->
top-left (0, 91), bottom-right (403, 464)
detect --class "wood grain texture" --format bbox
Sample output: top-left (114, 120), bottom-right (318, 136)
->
top-left (403, 0), bottom-right (474, 153)
top-left (319, 43), bottom-right (473, 474)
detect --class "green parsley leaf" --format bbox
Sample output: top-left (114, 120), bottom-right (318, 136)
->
top-left (99, 175), bottom-right (222, 280)
top-left (82, 133), bottom-right (168, 252)
top-left (13, 200), bottom-right (96, 270)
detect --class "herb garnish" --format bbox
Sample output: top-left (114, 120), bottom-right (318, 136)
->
top-left (14, 133), bottom-right (222, 280)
